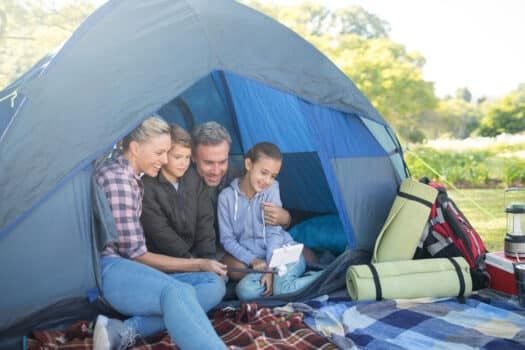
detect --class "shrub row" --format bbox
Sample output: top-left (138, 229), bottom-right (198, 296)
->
top-left (405, 147), bottom-right (525, 188)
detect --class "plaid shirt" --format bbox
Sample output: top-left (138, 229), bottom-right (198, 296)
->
top-left (95, 151), bottom-right (147, 259)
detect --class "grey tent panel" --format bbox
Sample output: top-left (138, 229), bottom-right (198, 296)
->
top-left (0, 169), bottom-right (95, 331)
top-left (0, 0), bottom-right (404, 336)
top-left (331, 156), bottom-right (399, 250)
top-left (361, 117), bottom-right (406, 180)
top-left (0, 0), bottom-right (383, 230)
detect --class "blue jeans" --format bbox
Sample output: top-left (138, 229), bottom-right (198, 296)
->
top-left (100, 256), bottom-right (227, 350)
top-left (236, 255), bottom-right (321, 300)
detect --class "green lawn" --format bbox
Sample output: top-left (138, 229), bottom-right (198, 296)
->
top-left (447, 188), bottom-right (507, 252)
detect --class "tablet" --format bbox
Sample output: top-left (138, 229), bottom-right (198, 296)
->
top-left (268, 243), bottom-right (304, 268)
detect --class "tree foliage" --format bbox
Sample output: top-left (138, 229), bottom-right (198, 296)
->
top-left (242, 0), bottom-right (389, 39)
top-left (2, 0), bottom-right (524, 140)
top-left (0, 0), bottom-right (95, 89)
top-left (434, 98), bottom-right (481, 138)
top-left (477, 86), bottom-right (525, 136)
top-left (241, 1), bottom-right (437, 135)
top-left (455, 87), bottom-right (472, 103)
top-left (332, 35), bottom-right (437, 134)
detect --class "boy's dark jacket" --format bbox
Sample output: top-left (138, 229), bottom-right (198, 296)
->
top-left (141, 166), bottom-right (216, 259)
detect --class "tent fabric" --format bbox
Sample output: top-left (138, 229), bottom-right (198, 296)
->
top-left (0, 168), bottom-right (95, 332)
top-left (331, 157), bottom-right (400, 250)
top-left (0, 0), bottom-right (406, 337)
top-left (0, 0), bottom-right (383, 231)
top-left (224, 72), bottom-right (315, 153)
top-left (302, 103), bottom-right (386, 158)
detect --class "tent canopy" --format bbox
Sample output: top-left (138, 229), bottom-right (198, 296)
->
top-left (0, 0), bottom-right (405, 336)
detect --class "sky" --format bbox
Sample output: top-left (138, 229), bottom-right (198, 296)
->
top-left (274, 0), bottom-right (525, 100)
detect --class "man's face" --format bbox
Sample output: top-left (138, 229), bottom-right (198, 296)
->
top-left (192, 140), bottom-right (230, 187)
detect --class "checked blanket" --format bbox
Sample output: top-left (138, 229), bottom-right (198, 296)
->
top-left (26, 303), bottom-right (335, 350)
top-left (212, 302), bottom-right (336, 349)
top-left (299, 297), bottom-right (525, 349)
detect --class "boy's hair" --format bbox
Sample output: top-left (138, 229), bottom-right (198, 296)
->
top-left (245, 142), bottom-right (282, 163)
top-left (191, 121), bottom-right (231, 150)
top-left (121, 115), bottom-right (170, 150)
top-left (170, 123), bottom-right (192, 149)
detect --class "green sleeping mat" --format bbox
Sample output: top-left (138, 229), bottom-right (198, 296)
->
top-left (346, 257), bottom-right (472, 301)
top-left (373, 178), bottom-right (438, 263)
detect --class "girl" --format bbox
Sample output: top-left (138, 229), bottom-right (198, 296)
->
top-left (92, 116), bottom-right (227, 350)
top-left (218, 142), bottom-right (321, 300)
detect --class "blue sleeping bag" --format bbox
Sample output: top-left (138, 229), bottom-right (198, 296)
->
top-left (289, 214), bottom-right (347, 255)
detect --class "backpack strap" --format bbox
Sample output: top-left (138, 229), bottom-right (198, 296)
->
top-left (397, 191), bottom-right (433, 208)
top-left (447, 257), bottom-right (466, 303)
top-left (367, 263), bottom-right (383, 301)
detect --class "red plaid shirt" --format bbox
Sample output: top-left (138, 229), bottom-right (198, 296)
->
top-left (95, 151), bottom-right (147, 259)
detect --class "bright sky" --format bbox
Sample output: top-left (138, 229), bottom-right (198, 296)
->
top-left (275, 0), bottom-right (525, 100)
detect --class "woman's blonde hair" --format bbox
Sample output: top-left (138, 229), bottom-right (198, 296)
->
top-left (121, 115), bottom-right (170, 150)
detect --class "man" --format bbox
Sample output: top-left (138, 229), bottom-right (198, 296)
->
top-left (191, 121), bottom-right (292, 227)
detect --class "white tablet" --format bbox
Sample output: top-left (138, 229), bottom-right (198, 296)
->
top-left (268, 243), bottom-right (304, 268)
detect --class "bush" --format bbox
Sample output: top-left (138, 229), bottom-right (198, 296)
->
top-left (503, 159), bottom-right (525, 186)
top-left (404, 136), bottom-right (525, 188)
top-left (405, 127), bottom-right (426, 144)
top-left (406, 148), bottom-right (492, 187)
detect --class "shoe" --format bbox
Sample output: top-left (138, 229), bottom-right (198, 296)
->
top-left (93, 315), bottom-right (136, 350)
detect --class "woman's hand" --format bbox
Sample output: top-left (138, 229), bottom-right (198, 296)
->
top-left (198, 259), bottom-right (228, 277)
top-left (251, 258), bottom-right (268, 271)
top-left (260, 273), bottom-right (273, 296)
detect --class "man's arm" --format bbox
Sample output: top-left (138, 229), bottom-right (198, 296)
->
top-left (192, 179), bottom-right (217, 259)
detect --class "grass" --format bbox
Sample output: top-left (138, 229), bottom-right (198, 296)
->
top-left (446, 188), bottom-right (507, 252)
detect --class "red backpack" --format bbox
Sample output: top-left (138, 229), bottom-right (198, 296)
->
top-left (415, 179), bottom-right (490, 290)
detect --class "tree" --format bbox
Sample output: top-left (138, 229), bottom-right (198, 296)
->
top-left (477, 88), bottom-right (525, 136)
top-left (334, 6), bottom-right (390, 38)
top-left (0, 0), bottom-right (95, 89)
top-left (455, 87), bottom-right (472, 103)
top-left (241, 0), bottom-right (438, 135)
top-left (434, 98), bottom-right (481, 138)
top-left (241, 1), bottom-right (389, 39)
top-left (333, 35), bottom-right (437, 133)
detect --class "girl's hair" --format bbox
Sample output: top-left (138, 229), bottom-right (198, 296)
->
top-left (121, 115), bottom-right (170, 150)
top-left (245, 142), bottom-right (282, 163)
top-left (170, 123), bottom-right (192, 148)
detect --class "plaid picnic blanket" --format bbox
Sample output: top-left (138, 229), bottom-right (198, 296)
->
top-left (298, 297), bottom-right (525, 349)
top-left (27, 320), bottom-right (178, 350)
top-left (26, 303), bottom-right (335, 350)
top-left (213, 302), bottom-right (336, 350)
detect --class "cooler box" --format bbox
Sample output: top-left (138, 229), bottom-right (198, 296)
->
top-left (485, 251), bottom-right (518, 295)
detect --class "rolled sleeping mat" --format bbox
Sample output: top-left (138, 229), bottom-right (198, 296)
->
top-left (346, 257), bottom-right (472, 301)
top-left (373, 178), bottom-right (438, 263)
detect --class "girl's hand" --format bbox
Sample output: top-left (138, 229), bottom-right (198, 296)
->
top-left (251, 258), bottom-right (267, 271)
top-left (198, 259), bottom-right (228, 277)
top-left (262, 202), bottom-right (291, 227)
top-left (260, 273), bottom-right (273, 296)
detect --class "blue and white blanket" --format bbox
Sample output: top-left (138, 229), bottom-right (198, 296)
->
top-left (277, 297), bottom-right (525, 349)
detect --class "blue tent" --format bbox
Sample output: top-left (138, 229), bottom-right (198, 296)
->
top-left (0, 0), bottom-right (406, 342)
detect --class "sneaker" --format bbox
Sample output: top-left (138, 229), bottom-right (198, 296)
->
top-left (93, 315), bottom-right (136, 350)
